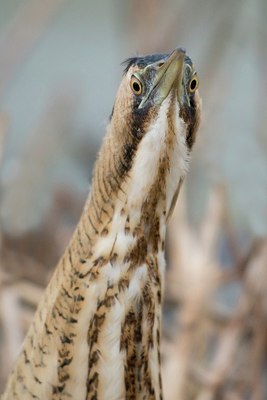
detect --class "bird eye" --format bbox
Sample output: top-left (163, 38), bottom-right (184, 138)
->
top-left (130, 76), bottom-right (143, 95)
top-left (189, 76), bottom-right (199, 92)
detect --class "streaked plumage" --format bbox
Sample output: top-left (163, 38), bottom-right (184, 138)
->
top-left (2, 48), bottom-right (201, 400)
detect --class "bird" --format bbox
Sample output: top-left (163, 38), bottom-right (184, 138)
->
top-left (2, 47), bottom-right (201, 400)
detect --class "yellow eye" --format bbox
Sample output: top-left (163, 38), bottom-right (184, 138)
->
top-left (189, 76), bottom-right (199, 92)
top-left (130, 75), bottom-right (143, 95)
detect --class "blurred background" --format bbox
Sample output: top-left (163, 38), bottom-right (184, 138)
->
top-left (0, 0), bottom-right (266, 398)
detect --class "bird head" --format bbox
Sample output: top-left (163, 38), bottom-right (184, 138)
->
top-left (111, 48), bottom-right (201, 149)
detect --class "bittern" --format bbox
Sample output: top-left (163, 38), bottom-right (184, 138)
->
top-left (2, 48), bottom-right (201, 400)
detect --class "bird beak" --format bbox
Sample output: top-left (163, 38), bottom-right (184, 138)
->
top-left (138, 48), bottom-right (186, 109)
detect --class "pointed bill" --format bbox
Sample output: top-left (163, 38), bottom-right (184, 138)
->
top-left (138, 48), bottom-right (186, 109)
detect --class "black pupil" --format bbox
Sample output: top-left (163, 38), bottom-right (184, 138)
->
top-left (133, 81), bottom-right (141, 93)
top-left (190, 78), bottom-right (197, 91)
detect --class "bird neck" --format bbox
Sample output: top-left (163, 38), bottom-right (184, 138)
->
top-left (71, 97), bottom-right (189, 265)
top-left (2, 97), bottom-right (190, 400)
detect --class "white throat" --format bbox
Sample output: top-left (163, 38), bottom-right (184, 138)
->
top-left (127, 96), bottom-right (190, 213)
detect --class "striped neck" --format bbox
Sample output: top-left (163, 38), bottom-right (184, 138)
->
top-left (71, 96), bottom-right (189, 263)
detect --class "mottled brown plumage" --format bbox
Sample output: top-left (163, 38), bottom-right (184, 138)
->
top-left (2, 48), bottom-right (201, 400)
